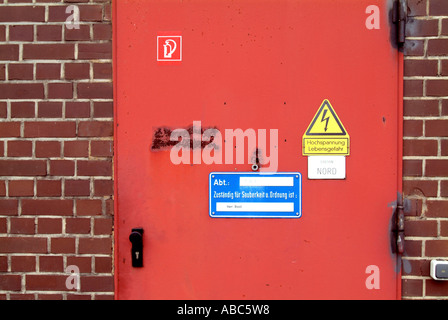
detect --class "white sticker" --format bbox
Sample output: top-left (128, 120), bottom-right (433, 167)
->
top-left (307, 156), bottom-right (346, 180)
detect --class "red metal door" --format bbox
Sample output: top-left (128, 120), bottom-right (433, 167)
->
top-left (114, 0), bottom-right (402, 299)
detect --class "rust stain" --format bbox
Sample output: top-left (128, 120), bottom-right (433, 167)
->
top-left (150, 125), bottom-right (219, 151)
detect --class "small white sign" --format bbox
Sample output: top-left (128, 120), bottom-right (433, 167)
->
top-left (307, 156), bottom-right (346, 180)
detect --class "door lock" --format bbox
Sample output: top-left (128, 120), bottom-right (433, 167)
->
top-left (129, 228), bottom-right (144, 267)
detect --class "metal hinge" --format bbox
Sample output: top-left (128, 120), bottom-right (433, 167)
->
top-left (391, 193), bottom-right (410, 254)
top-left (392, 0), bottom-right (407, 46)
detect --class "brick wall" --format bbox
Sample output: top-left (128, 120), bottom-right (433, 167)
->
top-left (0, 0), bottom-right (114, 299)
top-left (402, 0), bottom-right (448, 299)
top-left (0, 0), bottom-right (447, 300)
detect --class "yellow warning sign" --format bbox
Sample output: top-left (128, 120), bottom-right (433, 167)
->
top-left (302, 99), bottom-right (350, 156)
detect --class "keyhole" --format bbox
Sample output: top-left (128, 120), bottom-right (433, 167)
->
top-left (135, 251), bottom-right (140, 259)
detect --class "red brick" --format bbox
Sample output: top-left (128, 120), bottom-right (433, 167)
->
top-left (0, 102), bottom-right (6, 119)
top-left (78, 43), bottom-right (112, 60)
top-left (91, 140), bottom-right (113, 157)
top-left (403, 40), bottom-right (424, 56)
top-left (426, 280), bottom-right (448, 297)
top-left (0, 64), bottom-right (4, 81)
top-left (404, 120), bottom-right (423, 137)
top-left (66, 218), bottom-right (91, 234)
top-left (9, 293), bottom-right (34, 300)
top-left (405, 220), bottom-right (438, 237)
top-left (67, 256), bottom-right (91, 274)
top-left (64, 140), bottom-right (89, 157)
top-left (0, 255), bottom-right (7, 271)
top-left (403, 179), bottom-right (438, 197)
top-left (0, 218), bottom-right (6, 233)
top-left (78, 238), bottom-right (112, 254)
top-left (426, 80), bottom-right (448, 97)
top-left (408, 0), bottom-right (427, 16)
top-left (23, 44), bottom-right (75, 60)
top-left (11, 101), bottom-right (35, 118)
top-left (93, 63), bottom-right (112, 79)
top-left (47, 82), bottom-right (73, 99)
top-left (404, 59), bottom-right (438, 76)
top-left (36, 63), bottom-right (61, 80)
top-left (49, 160), bottom-right (75, 176)
top-left (10, 217), bottom-right (35, 234)
top-left (403, 259), bottom-right (430, 277)
top-left (95, 256), bottom-right (112, 273)
top-left (405, 19), bottom-right (439, 37)
top-left (24, 121), bottom-right (76, 138)
top-left (404, 239), bottom-right (422, 257)
top-left (77, 82), bottom-right (113, 99)
top-left (426, 160), bottom-right (448, 177)
top-left (0, 122), bottom-right (20, 137)
top-left (39, 255), bottom-right (63, 272)
top-left (65, 25), bottom-right (90, 41)
top-left (8, 180), bottom-right (33, 197)
top-left (93, 24), bottom-right (112, 41)
top-left (26, 275), bottom-right (69, 291)
top-left (38, 294), bottom-right (64, 300)
top-left (36, 180), bottom-right (62, 197)
top-left (0, 44), bottom-right (19, 60)
top-left (81, 276), bottom-right (114, 292)
top-left (79, 4), bottom-right (104, 21)
top-left (402, 279), bottom-right (423, 297)
top-left (404, 79), bottom-right (423, 97)
top-left (427, 39), bottom-right (448, 56)
top-left (104, 83), bottom-right (124, 110)
top-left (443, 100), bottom-right (448, 116)
top-left (51, 237), bottom-right (76, 254)
top-left (38, 102), bottom-right (63, 118)
top-left (426, 240), bottom-right (448, 257)
top-left (7, 140), bottom-right (32, 157)
top-left (403, 99), bottom-right (439, 117)
top-left (77, 160), bottom-right (112, 176)
top-left (0, 6), bottom-right (45, 22)
top-left (429, 0), bottom-right (448, 16)
top-left (9, 25), bottom-right (33, 42)
top-left (77, 199), bottom-right (103, 216)
top-left (0, 275), bottom-right (21, 291)
top-left (37, 218), bottom-right (62, 234)
top-left (11, 255), bottom-right (35, 272)
top-left (0, 200), bottom-right (18, 215)
top-left (0, 181), bottom-right (5, 197)
top-left (426, 200), bottom-right (448, 218)
top-left (0, 25), bottom-right (5, 42)
top-left (35, 141), bottom-right (61, 158)
top-left (441, 221), bottom-right (448, 237)
top-left (442, 181), bottom-right (448, 197)
top-left (0, 237), bottom-right (47, 253)
top-left (65, 179), bottom-right (90, 196)
top-left (0, 83), bottom-right (44, 99)
top-left (426, 120), bottom-right (448, 137)
top-left (442, 60), bottom-right (448, 76)
top-left (22, 199), bottom-right (73, 216)
top-left (65, 63), bottom-right (90, 80)
top-left (79, 121), bottom-right (113, 137)
top-left (94, 180), bottom-right (113, 196)
top-left (0, 160), bottom-right (46, 176)
top-left (8, 63), bottom-right (33, 80)
top-left (36, 25), bottom-right (62, 41)
top-left (65, 101), bottom-right (91, 118)
top-left (94, 217), bottom-right (112, 235)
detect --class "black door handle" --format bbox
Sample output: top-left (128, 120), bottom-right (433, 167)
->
top-left (129, 228), bottom-right (144, 267)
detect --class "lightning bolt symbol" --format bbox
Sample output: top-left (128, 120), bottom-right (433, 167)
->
top-left (320, 109), bottom-right (330, 132)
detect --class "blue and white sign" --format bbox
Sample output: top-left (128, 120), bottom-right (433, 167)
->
top-left (209, 172), bottom-right (302, 218)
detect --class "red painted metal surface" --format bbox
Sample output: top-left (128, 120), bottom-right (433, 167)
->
top-left (114, 0), bottom-right (402, 299)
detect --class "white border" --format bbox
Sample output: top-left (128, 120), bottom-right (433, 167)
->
top-left (157, 35), bottom-right (182, 62)
top-left (209, 172), bottom-right (302, 219)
